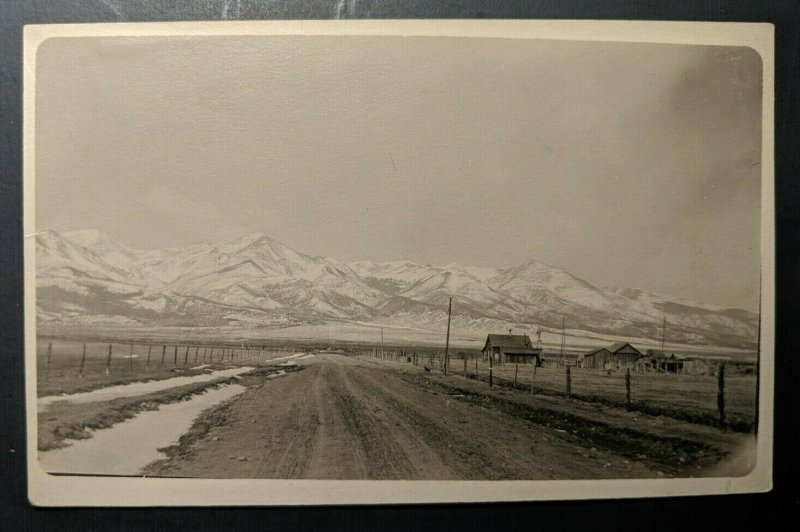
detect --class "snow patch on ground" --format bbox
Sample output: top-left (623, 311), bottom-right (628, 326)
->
top-left (38, 366), bottom-right (255, 410)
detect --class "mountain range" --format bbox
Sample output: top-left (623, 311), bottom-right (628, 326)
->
top-left (35, 229), bottom-right (759, 349)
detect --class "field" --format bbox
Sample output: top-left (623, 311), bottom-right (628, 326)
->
top-left (36, 337), bottom-right (759, 480)
top-left (447, 357), bottom-right (757, 430)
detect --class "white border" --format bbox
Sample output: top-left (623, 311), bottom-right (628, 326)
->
top-left (23, 19), bottom-right (775, 506)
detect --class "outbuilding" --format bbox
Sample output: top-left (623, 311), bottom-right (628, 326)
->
top-left (583, 342), bottom-right (643, 370)
top-left (581, 347), bottom-right (614, 369)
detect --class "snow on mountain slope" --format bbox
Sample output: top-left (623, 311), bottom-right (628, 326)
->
top-left (491, 260), bottom-right (616, 314)
top-left (63, 229), bottom-right (142, 271)
top-left (35, 229), bottom-right (759, 349)
top-left (36, 230), bottom-right (136, 288)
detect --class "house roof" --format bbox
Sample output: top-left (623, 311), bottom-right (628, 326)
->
top-left (583, 347), bottom-right (612, 357)
top-left (607, 342), bottom-right (642, 355)
top-left (482, 334), bottom-right (532, 352)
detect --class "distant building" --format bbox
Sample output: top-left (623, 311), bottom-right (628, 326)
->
top-left (583, 342), bottom-right (643, 370)
top-left (581, 347), bottom-right (613, 369)
top-left (481, 331), bottom-right (542, 366)
top-left (642, 349), bottom-right (688, 373)
top-left (681, 357), bottom-right (710, 375)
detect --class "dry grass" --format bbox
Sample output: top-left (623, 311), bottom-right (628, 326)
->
top-left (383, 355), bottom-right (757, 430)
top-left (35, 339), bottom-right (281, 396)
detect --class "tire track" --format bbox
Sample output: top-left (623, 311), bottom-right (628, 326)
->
top-left (348, 365), bottom-right (527, 479)
top-left (303, 364), bottom-right (368, 479)
top-left (327, 363), bottom-right (417, 479)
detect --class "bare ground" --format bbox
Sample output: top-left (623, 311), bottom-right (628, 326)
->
top-left (144, 354), bottom-right (753, 480)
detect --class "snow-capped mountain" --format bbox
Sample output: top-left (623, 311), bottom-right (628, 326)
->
top-left (35, 230), bottom-right (759, 348)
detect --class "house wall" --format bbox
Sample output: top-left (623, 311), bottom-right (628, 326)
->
top-left (505, 354), bottom-right (537, 364)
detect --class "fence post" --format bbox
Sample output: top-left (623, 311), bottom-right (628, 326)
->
top-left (147, 345), bottom-right (152, 368)
top-left (566, 364), bottom-right (571, 396)
top-left (129, 343), bottom-right (134, 371)
top-left (489, 352), bottom-right (493, 387)
top-left (79, 343), bottom-right (87, 377)
top-left (173, 345), bottom-right (178, 366)
top-left (530, 362), bottom-right (537, 395)
top-left (105, 343), bottom-right (113, 374)
top-left (45, 342), bottom-right (53, 378)
top-left (194, 346), bottom-right (199, 364)
top-left (464, 354), bottom-right (467, 377)
top-left (161, 345), bottom-right (166, 367)
top-left (625, 367), bottom-right (631, 410)
top-left (183, 346), bottom-right (189, 366)
top-left (717, 364), bottom-right (726, 428)
top-left (514, 363), bottom-right (519, 386)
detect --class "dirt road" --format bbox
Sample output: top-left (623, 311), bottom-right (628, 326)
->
top-left (147, 354), bottom-right (714, 479)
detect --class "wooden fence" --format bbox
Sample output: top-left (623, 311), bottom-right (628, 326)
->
top-left (38, 339), bottom-right (298, 379)
top-left (365, 348), bottom-right (753, 431)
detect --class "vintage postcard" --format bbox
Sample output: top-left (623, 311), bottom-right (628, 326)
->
top-left (24, 20), bottom-right (774, 506)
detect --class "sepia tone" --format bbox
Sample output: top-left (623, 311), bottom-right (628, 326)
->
top-left (25, 21), bottom-right (773, 505)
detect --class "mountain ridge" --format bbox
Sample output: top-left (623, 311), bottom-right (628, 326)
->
top-left (35, 229), bottom-right (759, 349)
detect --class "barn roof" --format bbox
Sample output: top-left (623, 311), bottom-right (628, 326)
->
top-left (482, 334), bottom-right (532, 352)
top-left (607, 342), bottom-right (642, 355)
top-left (583, 347), bottom-right (611, 357)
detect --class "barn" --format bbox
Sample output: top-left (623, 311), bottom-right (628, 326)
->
top-left (583, 342), bottom-right (643, 370)
top-left (581, 347), bottom-right (614, 369)
top-left (481, 332), bottom-right (542, 366)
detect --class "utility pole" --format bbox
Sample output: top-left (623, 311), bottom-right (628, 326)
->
top-left (559, 316), bottom-right (566, 367)
top-left (535, 329), bottom-right (542, 367)
top-left (443, 297), bottom-right (452, 376)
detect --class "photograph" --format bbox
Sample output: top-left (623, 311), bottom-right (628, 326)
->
top-left (24, 20), bottom-right (774, 505)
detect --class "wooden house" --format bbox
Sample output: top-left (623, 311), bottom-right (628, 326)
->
top-left (657, 354), bottom-right (685, 373)
top-left (583, 342), bottom-right (643, 370)
top-left (641, 350), bottom-right (690, 373)
top-left (481, 332), bottom-right (542, 366)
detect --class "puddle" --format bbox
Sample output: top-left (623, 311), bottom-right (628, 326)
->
top-left (38, 367), bottom-right (255, 410)
top-left (39, 384), bottom-right (247, 476)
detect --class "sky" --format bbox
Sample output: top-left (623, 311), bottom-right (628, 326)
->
top-left (35, 35), bottom-right (763, 310)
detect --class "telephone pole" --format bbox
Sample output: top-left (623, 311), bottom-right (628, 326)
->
top-left (443, 297), bottom-right (452, 375)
